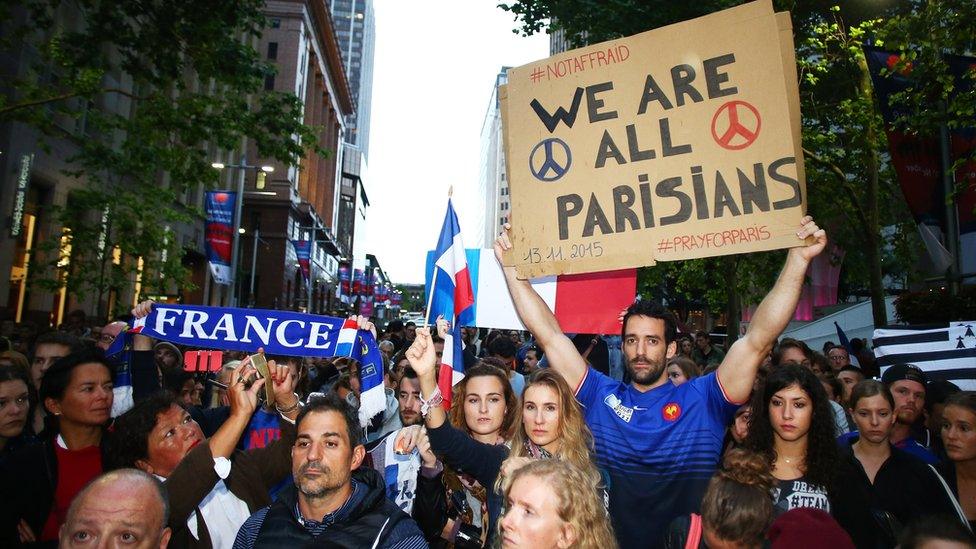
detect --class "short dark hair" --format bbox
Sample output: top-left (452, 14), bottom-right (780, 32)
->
top-left (397, 366), bottom-right (418, 391)
top-left (40, 349), bottom-right (115, 403)
top-left (32, 331), bottom-right (84, 360)
top-left (387, 320), bottom-right (404, 333)
top-left (898, 514), bottom-right (976, 548)
top-left (296, 392), bottom-right (362, 447)
top-left (488, 336), bottom-right (517, 360)
top-left (621, 300), bottom-right (677, 345)
top-left (925, 380), bottom-right (962, 413)
top-left (105, 392), bottom-right (181, 470)
top-left (404, 321), bottom-right (416, 329)
top-left (771, 338), bottom-right (812, 367)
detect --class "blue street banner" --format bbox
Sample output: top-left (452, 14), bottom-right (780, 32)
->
top-left (291, 240), bottom-right (311, 281)
top-left (204, 191), bottom-right (236, 285)
top-left (134, 304), bottom-right (368, 358)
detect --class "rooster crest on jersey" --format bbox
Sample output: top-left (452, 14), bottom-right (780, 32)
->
top-left (662, 402), bottom-right (682, 421)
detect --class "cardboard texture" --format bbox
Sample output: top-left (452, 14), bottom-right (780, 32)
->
top-left (501, 0), bottom-right (808, 278)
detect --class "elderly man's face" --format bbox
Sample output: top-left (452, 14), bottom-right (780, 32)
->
top-left (60, 476), bottom-right (171, 548)
top-left (97, 322), bottom-right (127, 351)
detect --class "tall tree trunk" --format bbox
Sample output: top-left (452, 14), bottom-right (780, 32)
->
top-left (858, 55), bottom-right (888, 327)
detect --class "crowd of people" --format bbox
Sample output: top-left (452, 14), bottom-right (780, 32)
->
top-left (0, 217), bottom-right (974, 548)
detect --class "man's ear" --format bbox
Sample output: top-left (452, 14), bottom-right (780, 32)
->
top-left (158, 527), bottom-right (172, 549)
top-left (666, 340), bottom-right (678, 360)
top-left (350, 444), bottom-right (366, 470)
top-left (135, 459), bottom-right (154, 475)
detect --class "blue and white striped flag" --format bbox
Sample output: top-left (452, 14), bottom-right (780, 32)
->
top-left (873, 322), bottom-right (976, 390)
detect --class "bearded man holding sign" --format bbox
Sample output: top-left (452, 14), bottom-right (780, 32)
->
top-left (492, 216), bottom-right (826, 548)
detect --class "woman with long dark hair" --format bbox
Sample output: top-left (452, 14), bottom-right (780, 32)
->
top-left (743, 364), bottom-right (877, 547)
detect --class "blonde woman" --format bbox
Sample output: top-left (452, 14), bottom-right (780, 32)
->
top-left (401, 328), bottom-right (602, 546)
top-left (500, 460), bottom-right (616, 549)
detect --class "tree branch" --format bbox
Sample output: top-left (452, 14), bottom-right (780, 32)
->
top-left (802, 146), bottom-right (870, 231)
top-left (0, 87), bottom-right (151, 116)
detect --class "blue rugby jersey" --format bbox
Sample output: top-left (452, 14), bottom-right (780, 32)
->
top-left (576, 368), bottom-right (741, 549)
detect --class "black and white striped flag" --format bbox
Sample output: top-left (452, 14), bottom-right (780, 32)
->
top-left (874, 322), bottom-right (976, 390)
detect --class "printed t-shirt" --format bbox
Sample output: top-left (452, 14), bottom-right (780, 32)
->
top-left (576, 368), bottom-right (740, 549)
top-left (772, 477), bottom-right (831, 515)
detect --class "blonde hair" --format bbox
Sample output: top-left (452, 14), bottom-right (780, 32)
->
top-left (501, 460), bottom-right (617, 549)
top-left (499, 369), bottom-right (599, 490)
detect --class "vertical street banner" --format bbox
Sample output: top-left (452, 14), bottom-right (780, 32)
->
top-left (204, 191), bottom-right (236, 285)
top-left (390, 291), bottom-right (401, 308)
top-left (863, 46), bottom-right (976, 276)
top-left (291, 240), bottom-right (311, 281)
top-left (338, 265), bottom-right (351, 302)
top-left (500, 0), bottom-right (807, 278)
top-left (359, 295), bottom-right (374, 317)
top-left (353, 268), bottom-right (365, 295)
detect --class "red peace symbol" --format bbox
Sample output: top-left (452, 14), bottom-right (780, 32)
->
top-left (710, 100), bottom-right (762, 150)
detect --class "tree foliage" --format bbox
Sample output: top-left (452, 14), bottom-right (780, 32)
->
top-left (0, 0), bottom-right (324, 317)
top-left (498, 0), bottom-right (975, 334)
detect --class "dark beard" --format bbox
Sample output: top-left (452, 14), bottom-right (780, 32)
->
top-left (296, 461), bottom-right (342, 499)
top-left (626, 355), bottom-right (666, 386)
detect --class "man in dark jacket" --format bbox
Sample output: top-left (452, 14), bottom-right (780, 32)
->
top-left (233, 392), bottom-right (426, 549)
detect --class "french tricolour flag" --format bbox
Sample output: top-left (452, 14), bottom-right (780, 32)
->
top-left (426, 249), bottom-right (637, 335)
top-left (426, 199), bottom-right (474, 408)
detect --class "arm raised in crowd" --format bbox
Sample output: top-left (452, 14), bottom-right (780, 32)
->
top-left (493, 224), bottom-right (587, 390)
top-left (717, 216), bottom-right (826, 403)
top-left (404, 328), bottom-right (508, 486)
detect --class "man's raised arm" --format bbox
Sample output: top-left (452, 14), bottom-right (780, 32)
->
top-left (494, 224), bottom-right (587, 389)
top-left (718, 216), bottom-right (827, 403)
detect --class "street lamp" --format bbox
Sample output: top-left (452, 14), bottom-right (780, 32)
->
top-left (211, 156), bottom-right (275, 307)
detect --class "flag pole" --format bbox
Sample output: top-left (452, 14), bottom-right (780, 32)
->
top-left (424, 187), bottom-right (453, 329)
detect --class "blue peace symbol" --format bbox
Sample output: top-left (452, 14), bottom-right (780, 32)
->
top-left (529, 138), bottom-right (572, 182)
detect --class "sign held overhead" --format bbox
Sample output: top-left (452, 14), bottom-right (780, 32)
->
top-left (501, 0), bottom-right (808, 278)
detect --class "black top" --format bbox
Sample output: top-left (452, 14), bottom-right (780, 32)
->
top-left (841, 437), bottom-right (956, 546)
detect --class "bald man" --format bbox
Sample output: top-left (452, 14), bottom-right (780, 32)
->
top-left (96, 321), bottom-right (128, 352)
top-left (60, 468), bottom-right (171, 548)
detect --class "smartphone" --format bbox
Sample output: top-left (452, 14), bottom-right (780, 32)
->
top-left (248, 353), bottom-right (275, 407)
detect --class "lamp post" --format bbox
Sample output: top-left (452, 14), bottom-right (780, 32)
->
top-left (211, 157), bottom-right (274, 307)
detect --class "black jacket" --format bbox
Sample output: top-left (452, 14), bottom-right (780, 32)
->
top-left (841, 437), bottom-right (956, 544)
top-left (251, 468), bottom-right (412, 548)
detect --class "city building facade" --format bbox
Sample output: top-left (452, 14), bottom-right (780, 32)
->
top-left (477, 68), bottom-right (510, 248)
top-left (231, 0), bottom-right (354, 314)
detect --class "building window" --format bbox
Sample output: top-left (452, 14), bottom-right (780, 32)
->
top-left (270, 18), bottom-right (281, 28)
top-left (267, 42), bottom-right (278, 60)
top-left (264, 74), bottom-right (275, 91)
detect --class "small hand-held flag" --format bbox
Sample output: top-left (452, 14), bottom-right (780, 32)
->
top-left (426, 191), bottom-right (474, 408)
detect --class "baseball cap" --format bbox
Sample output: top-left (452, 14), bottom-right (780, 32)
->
top-left (881, 363), bottom-right (928, 386)
top-left (768, 508), bottom-right (855, 549)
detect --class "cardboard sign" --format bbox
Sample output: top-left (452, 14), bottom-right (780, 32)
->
top-left (501, 0), bottom-right (807, 278)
